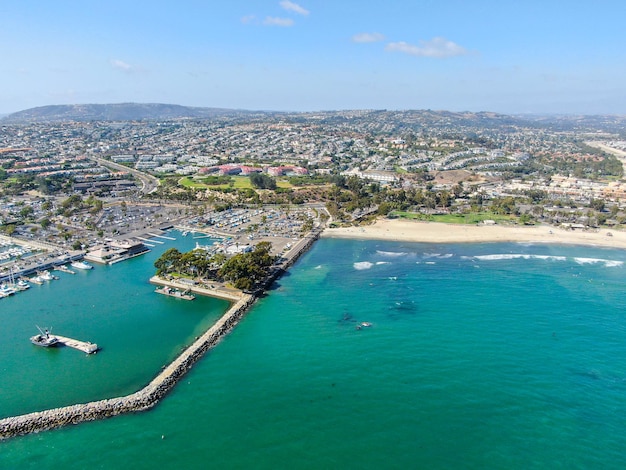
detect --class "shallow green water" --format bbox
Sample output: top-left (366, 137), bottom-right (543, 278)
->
top-left (2, 236), bottom-right (626, 469)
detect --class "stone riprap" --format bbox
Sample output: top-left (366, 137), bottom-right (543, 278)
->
top-left (0, 295), bottom-right (254, 440)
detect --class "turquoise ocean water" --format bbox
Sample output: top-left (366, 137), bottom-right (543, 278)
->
top-left (2, 233), bottom-right (626, 469)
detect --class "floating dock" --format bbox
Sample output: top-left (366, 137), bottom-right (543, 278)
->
top-left (155, 286), bottom-right (195, 301)
top-left (54, 335), bottom-right (99, 354)
top-left (54, 265), bottom-right (75, 274)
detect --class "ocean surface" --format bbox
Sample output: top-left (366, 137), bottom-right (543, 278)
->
top-left (2, 233), bottom-right (626, 469)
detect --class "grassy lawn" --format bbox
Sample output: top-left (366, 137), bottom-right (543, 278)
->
top-left (390, 211), bottom-right (516, 224)
top-left (178, 176), bottom-right (292, 190)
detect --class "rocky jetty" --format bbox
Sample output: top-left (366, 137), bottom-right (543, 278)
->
top-left (0, 295), bottom-right (254, 440)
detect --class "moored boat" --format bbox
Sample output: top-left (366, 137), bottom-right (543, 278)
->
top-left (38, 270), bottom-right (56, 281)
top-left (30, 327), bottom-right (59, 347)
top-left (71, 260), bottom-right (93, 270)
top-left (0, 284), bottom-right (17, 296)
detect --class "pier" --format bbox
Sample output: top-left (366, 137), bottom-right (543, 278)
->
top-left (54, 335), bottom-right (99, 354)
top-left (147, 232), bottom-right (176, 241)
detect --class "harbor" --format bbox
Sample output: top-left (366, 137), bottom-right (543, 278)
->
top-left (0, 225), bottom-right (321, 439)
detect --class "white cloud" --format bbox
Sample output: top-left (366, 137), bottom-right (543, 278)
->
top-left (352, 33), bottom-right (385, 43)
top-left (241, 15), bottom-right (256, 24)
top-left (110, 59), bottom-right (135, 72)
top-left (279, 1), bottom-right (309, 16)
top-left (386, 37), bottom-right (468, 58)
top-left (263, 16), bottom-right (294, 27)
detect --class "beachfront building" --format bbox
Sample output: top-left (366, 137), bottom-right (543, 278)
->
top-left (85, 239), bottom-right (149, 264)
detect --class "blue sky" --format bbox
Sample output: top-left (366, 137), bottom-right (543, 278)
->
top-left (1, 0), bottom-right (625, 115)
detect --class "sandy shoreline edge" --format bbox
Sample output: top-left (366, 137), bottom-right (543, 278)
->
top-left (321, 219), bottom-right (626, 249)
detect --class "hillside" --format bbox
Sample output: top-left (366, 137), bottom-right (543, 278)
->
top-left (1, 103), bottom-right (251, 123)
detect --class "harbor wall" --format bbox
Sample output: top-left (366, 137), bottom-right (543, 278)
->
top-left (0, 295), bottom-right (255, 440)
top-left (0, 227), bottom-right (321, 441)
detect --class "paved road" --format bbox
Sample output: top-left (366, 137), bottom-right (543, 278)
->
top-left (86, 156), bottom-right (160, 195)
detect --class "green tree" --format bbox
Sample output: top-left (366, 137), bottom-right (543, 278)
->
top-left (19, 206), bottom-right (34, 219)
top-left (154, 248), bottom-right (183, 276)
top-left (250, 173), bottom-right (277, 190)
top-left (589, 198), bottom-right (605, 212)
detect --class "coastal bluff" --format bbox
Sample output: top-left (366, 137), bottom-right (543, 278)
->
top-left (0, 294), bottom-right (254, 440)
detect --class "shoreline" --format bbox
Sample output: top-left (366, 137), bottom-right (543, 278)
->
top-left (321, 219), bottom-right (626, 249)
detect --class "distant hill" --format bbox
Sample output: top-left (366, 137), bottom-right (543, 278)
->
top-left (1, 103), bottom-right (255, 123)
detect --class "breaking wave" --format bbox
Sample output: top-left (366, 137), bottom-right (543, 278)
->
top-left (423, 253), bottom-right (454, 259)
top-left (474, 254), bottom-right (567, 262)
top-left (376, 250), bottom-right (407, 257)
top-left (354, 261), bottom-right (374, 270)
top-left (472, 254), bottom-right (623, 267)
top-left (574, 257), bottom-right (624, 267)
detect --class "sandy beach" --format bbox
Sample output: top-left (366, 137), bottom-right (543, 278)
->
top-left (322, 219), bottom-right (626, 249)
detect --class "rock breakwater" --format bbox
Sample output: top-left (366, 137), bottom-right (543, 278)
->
top-left (0, 295), bottom-right (254, 441)
top-left (0, 226), bottom-right (321, 441)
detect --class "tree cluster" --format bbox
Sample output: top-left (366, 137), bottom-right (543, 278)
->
top-left (154, 242), bottom-right (277, 292)
top-left (250, 173), bottom-right (277, 190)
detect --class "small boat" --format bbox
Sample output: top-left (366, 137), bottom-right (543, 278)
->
top-left (0, 284), bottom-right (17, 296)
top-left (38, 271), bottom-right (55, 281)
top-left (16, 279), bottom-right (30, 290)
top-left (71, 261), bottom-right (93, 270)
top-left (30, 327), bottom-right (59, 347)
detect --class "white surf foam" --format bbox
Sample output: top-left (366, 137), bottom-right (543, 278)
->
top-left (354, 261), bottom-right (374, 270)
top-left (376, 250), bottom-right (407, 257)
top-left (574, 257), bottom-right (624, 267)
top-left (474, 254), bottom-right (566, 262)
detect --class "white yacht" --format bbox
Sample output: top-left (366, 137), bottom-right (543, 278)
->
top-left (71, 260), bottom-right (93, 270)
top-left (38, 270), bottom-right (55, 281)
top-left (0, 284), bottom-right (17, 296)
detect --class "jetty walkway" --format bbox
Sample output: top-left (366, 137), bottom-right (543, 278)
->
top-left (54, 335), bottom-right (99, 354)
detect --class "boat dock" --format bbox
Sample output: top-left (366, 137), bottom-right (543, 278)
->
top-left (155, 286), bottom-right (195, 300)
top-left (54, 335), bottom-right (99, 354)
top-left (54, 265), bottom-right (75, 274)
top-left (147, 232), bottom-right (176, 241)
